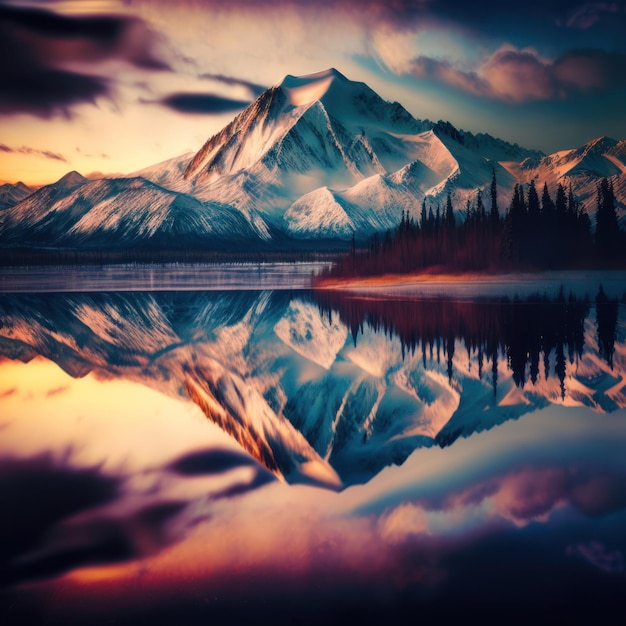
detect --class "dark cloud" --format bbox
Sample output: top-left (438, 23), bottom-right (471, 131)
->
top-left (568, 542), bottom-right (624, 573)
top-left (461, 466), bottom-right (626, 522)
top-left (200, 73), bottom-right (267, 97)
top-left (389, 0), bottom-right (626, 31)
top-left (0, 455), bottom-right (119, 585)
top-left (144, 0), bottom-right (626, 32)
top-left (170, 448), bottom-right (259, 476)
top-left (0, 454), bottom-right (192, 586)
top-left (157, 93), bottom-right (251, 114)
top-left (0, 143), bottom-right (68, 162)
top-left (564, 1), bottom-right (626, 29)
top-left (0, 3), bottom-right (169, 117)
top-left (553, 48), bottom-right (626, 91)
top-left (210, 470), bottom-right (276, 500)
top-left (171, 448), bottom-right (276, 499)
top-left (406, 47), bottom-right (626, 103)
top-left (0, 445), bottom-right (276, 586)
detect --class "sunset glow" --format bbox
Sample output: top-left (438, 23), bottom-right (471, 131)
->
top-left (2, 0), bottom-right (626, 185)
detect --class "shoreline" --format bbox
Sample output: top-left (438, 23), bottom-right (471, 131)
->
top-left (312, 269), bottom-right (626, 299)
top-left (313, 271), bottom-right (528, 290)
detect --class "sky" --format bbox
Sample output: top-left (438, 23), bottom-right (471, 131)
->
top-left (1, 0), bottom-right (626, 186)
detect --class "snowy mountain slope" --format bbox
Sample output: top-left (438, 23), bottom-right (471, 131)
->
top-left (282, 128), bottom-right (521, 238)
top-left (178, 69), bottom-right (418, 231)
top-left (2, 68), bottom-right (625, 247)
top-left (0, 171), bottom-right (91, 243)
top-left (172, 68), bottom-right (555, 239)
top-left (175, 69), bottom-right (469, 238)
top-left (185, 69), bottom-right (422, 184)
top-left (0, 181), bottom-right (33, 210)
top-left (0, 173), bottom-right (260, 246)
top-left (432, 121), bottom-right (543, 164)
top-left (284, 176), bottom-right (409, 238)
top-left (502, 136), bottom-right (626, 219)
top-left (129, 152), bottom-right (194, 192)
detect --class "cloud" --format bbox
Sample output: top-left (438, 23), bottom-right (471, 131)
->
top-left (169, 448), bottom-right (261, 476)
top-left (553, 48), bottom-right (626, 90)
top-left (144, 0), bottom-right (626, 39)
top-left (403, 46), bottom-right (626, 103)
top-left (124, 0), bottom-right (612, 29)
top-left (156, 93), bottom-right (251, 114)
top-left (46, 385), bottom-right (69, 397)
top-left (0, 387), bottom-right (17, 398)
top-left (0, 4), bottom-right (169, 117)
top-left (0, 455), bottom-right (120, 585)
top-left (567, 541), bottom-right (624, 573)
top-left (200, 73), bottom-right (267, 98)
top-left (0, 444), bottom-right (277, 585)
top-left (565, 1), bottom-right (626, 29)
top-left (459, 466), bottom-right (626, 524)
top-left (0, 143), bottom-right (68, 162)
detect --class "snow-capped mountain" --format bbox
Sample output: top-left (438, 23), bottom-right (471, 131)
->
top-left (503, 136), bottom-right (626, 216)
top-left (0, 172), bottom-right (258, 247)
top-left (2, 68), bottom-right (624, 247)
top-left (0, 181), bottom-right (32, 211)
top-left (174, 68), bottom-right (535, 238)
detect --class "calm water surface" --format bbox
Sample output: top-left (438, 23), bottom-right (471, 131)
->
top-left (1, 267), bottom-right (625, 624)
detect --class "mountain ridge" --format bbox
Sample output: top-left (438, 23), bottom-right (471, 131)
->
top-left (1, 68), bottom-right (624, 248)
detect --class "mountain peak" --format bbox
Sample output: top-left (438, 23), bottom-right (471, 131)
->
top-left (579, 136), bottom-right (618, 155)
top-left (55, 170), bottom-right (88, 190)
top-left (279, 68), bottom-right (350, 106)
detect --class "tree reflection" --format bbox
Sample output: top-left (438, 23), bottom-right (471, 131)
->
top-left (314, 287), bottom-right (618, 399)
top-left (596, 285), bottom-right (619, 369)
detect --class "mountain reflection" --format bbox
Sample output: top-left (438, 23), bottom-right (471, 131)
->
top-left (0, 287), bottom-right (623, 487)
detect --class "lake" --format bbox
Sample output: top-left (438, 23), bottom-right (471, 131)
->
top-left (1, 265), bottom-right (625, 624)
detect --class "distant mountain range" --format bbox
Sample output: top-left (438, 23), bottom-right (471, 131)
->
top-left (0, 181), bottom-right (32, 211)
top-left (1, 68), bottom-right (624, 248)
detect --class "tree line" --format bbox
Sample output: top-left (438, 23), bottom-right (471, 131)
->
top-left (317, 174), bottom-right (624, 280)
top-left (0, 246), bottom-right (338, 267)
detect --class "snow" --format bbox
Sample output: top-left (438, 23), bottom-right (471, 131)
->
top-left (3, 69), bottom-right (626, 245)
top-left (0, 181), bottom-right (32, 210)
top-left (55, 170), bottom-right (88, 190)
top-left (274, 299), bottom-right (348, 369)
top-left (280, 69), bottom-right (343, 106)
top-left (285, 187), bottom-right (355, 238)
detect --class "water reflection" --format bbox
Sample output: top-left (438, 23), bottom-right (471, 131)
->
top-left (315, 288), bottom-right (619, 399)
top-left (0, 281), bottom-right (625, 623)
top-left (0, 287), bottom-right (624, 487)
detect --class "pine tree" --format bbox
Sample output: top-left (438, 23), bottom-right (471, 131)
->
top-left (526, 179), bottom-right (541, 265)
top-left (445, 191), bottom-right (455, 230)
top-left (540, 182), bottom-right (557, 266)
top-left (541, 182), bottom-right (555, 216)
top-left (476, 189), bottom-right (486, 224)
top-left (595, 177), bottom-right (619, 260)
top-left (567, 183), bottom-right (577, 217)
top-left (507, 184), bottom-right (527, 262)
top-left (555, 183), bottom-right (567, 220)
top-left (420, 199), bottom-right (428, 232)
top-left (527, 179), bottom-right (540, 223)
top-left (490, 167), bottom-right (499, 229)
